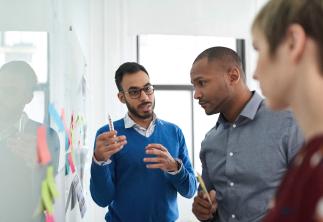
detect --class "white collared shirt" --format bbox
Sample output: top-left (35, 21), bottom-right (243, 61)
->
top-left (124, 113), bottom-right (156, 137)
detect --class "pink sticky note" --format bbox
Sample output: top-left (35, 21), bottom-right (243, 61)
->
top-left (37, 126), bottom-right (51, 165)
top-left (45, 211), bottom-right (55, 222)
top-left (68, 152), bottom-right (75, 173)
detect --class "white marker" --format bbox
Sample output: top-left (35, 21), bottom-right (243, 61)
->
top-left (108, 114), bottom-right (114, 131)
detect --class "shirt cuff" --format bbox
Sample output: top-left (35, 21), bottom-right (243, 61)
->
top-left (167, 158), bottom-right (183, 175)
top-left (92, 155), bottom-right (112, 166)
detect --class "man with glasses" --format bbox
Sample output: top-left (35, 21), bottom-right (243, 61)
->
top-left (90, 62), bottom-right (197, 222)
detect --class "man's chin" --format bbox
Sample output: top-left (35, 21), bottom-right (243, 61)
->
top-left (141, 112), bottom-right (153, 119)
top-left (205, 108), bottom-right (218, 116)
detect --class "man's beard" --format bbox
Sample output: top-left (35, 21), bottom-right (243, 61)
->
top-left (125, 99), bottom-right (155, 120)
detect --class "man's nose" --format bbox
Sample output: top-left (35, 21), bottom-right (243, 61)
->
top-left (139, 89), bottom-right (150, 100)
top-left (193, 89), bottom-right (201, 100)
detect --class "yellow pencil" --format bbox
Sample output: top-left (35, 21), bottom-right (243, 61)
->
top-left (196, 171), bottom-right (212, 205)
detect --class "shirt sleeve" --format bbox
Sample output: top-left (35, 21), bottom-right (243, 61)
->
top-left (92, 155), bottom-right (112, 165)
top-left (165, 127), bottom-right (197, 198)
top-left (90, 129), bottom-right (116, 207)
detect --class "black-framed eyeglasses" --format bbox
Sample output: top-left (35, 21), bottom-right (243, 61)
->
top-left (122, 85), bottom-right (154, 99)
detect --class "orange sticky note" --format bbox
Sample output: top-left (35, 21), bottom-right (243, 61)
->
top-left (68, 152), bottom-right (75, 173)
top-left (37, 126), bottom-right (51, 165)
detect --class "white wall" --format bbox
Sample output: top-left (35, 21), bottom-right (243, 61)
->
top-left (102, 0), bottom-right (269, 112)
top-left (0, 0), bottom-right (49, 31)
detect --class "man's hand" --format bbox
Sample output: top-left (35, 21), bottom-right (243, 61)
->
top-left (143, 144), bottom-right (178, 172)
top-left (192, 190), bottom-right (217, 221)
top-left (94, 130), bottom-right (127, 161)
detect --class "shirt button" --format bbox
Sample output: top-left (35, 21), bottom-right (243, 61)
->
top-left (231, 214), bottom-right (236, 219)
top-left (230, 182), bottom-right (234, 187)
top-left (229, 152), bottom-right (234, 156)
top-left (232, 124), bottom-right (236, 128)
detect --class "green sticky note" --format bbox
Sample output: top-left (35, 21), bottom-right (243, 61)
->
top-left (47, 166), bottom-right (59, 199)
top-left (41, 180), bottom-right (53, 213)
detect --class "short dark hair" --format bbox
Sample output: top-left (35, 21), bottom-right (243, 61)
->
top-left (193, 46), bottom-right (246, 82)
top-left (0, 60), bottom-right (37, 91)
top-left (115, 62), bottom-right (149, 91)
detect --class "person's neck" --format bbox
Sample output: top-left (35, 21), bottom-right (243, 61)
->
top-left (128, 112), bottom-right (153, 129)
top-left (222, 87), bottom-right (252, 123)
top-left (290, 66), bottom-right (323, 141)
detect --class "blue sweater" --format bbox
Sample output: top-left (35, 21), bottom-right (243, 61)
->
top-left (90, 118), bottom-right (197, 222)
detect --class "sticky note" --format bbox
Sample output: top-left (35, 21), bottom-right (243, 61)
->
top-left (61, 110), bottom-right (72, 150)
top-left (71, 183), bottom-right (76, 210)
top-left (65, 154), bottom-right (70, 175)
top-left (48, 104), bottom-right (64, 132)
top-left (37, 126), bottom-right (51, 165)
top-left (72, 174), bottom-right (87, 218)
top-left (47, 166), bottom-right (59, 199)
top-left (68, 152), bottom-right (75, 173)
top-left (45, 211), bottom-right (54, 222)
top-left (41, 180), bottom-right (53, 213)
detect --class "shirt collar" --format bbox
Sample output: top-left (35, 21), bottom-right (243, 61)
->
top-left (124, 113), bottom-right (157, 129)
top-left (216, 91), bottom-right (263, 128)
top-left (239, 91), bottom-right (263, 120)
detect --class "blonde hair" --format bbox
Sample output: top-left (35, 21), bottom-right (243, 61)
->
top-left (252, 0), bottom-right (323, 73)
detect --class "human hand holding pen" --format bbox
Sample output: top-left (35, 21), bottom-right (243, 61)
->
top-left (94, 131), bottom-right (127, 162)
top-left (192, 189), bottom-right (217, 221)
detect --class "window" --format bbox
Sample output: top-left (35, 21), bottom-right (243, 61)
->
top-left (138, 34), bottom-right (244, 174)
top-left (0, 31), bottom-right (48, 123)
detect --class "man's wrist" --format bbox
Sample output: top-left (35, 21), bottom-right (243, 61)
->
top-left (167, 159), bottom-right (183, 175)
top-left (92, 154), bottom-right (111, 166)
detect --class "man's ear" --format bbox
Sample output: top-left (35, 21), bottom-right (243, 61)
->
top-left (286, 24), bottom-right (306, 64)
top-left (227, 67), bottom-right (240, 85)
top-left (118, 92), bottom-right (126, 104)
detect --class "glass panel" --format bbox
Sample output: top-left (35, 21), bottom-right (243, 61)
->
top-left (154, 90), bottom-right (193, 161)
top-left (24, 90), bottom-right (45, 123)
top-left (139, 34), bottom-right (236, 85)
top-left (0, 32), bottom-right (49, 222)
top-left (0, 31), bottom-right (48, 83)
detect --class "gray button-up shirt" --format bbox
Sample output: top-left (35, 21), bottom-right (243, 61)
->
top-left (200, 91), bottom-right (304, 222)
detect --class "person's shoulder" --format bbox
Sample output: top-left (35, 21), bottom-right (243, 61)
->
top-left (256, 104), bottom-right (299, 133)
top-left (258, 102), bottom-right (295, 121)
top-left (26, 119), bottom-right (59, 137)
